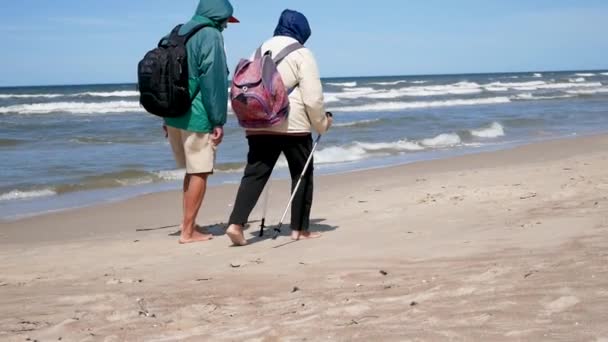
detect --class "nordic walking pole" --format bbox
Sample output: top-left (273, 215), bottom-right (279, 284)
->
top-left (272, 134), bottom-right (322, 240)
top-left (258, 182), bottom-right (271, 237)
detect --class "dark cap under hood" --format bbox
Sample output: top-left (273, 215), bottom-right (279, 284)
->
top-left (273, 9), bottom-right (311, 45)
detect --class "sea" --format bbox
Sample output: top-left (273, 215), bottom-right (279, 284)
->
top-left (2, 70), bottom-right (608, 220)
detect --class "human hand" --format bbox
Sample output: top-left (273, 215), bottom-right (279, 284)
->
top-left (162, 124), bottom-right (168, 138)
top-left (325, 112), bottom-right (334, 129)
top-left (211, 126), bottom-right (224, 145)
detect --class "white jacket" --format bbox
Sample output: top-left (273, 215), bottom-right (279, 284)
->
top-left (246, 36), bottom-right (330, 135)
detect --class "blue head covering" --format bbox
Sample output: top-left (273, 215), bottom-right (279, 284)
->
top-left (273, 9), bottom-right (311, 45)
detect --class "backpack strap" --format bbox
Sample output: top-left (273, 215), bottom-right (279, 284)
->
top-left (159, 24), bottom-right (210, 47)
top-left (182, 23), bottom-right (209, 43)
top-left (273, 42), bottom-right (304, 65)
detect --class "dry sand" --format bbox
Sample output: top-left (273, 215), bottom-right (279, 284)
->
top-left (1, 134), bottom-right (608, 341)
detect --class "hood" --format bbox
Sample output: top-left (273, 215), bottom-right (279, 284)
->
top-left (273, 9), bottom-right (311, 45)
top-left (195, 0), bottom-right (234, 24)
top-left (180, 0), bottom-right (234, 34)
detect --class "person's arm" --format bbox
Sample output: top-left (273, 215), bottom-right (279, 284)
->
top-left (297, 49), bottom-right (330, 134)
top-left (196, 29), bottom-right (229, 128)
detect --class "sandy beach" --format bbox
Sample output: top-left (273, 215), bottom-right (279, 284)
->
top-left (2, 134), bottom-right (608, 341)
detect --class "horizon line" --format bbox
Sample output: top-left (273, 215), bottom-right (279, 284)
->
top-left (1, 67), bottom-right (607, 89)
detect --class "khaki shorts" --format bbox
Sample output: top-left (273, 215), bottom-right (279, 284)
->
top-left (166, 126), bottom-right (216, 174)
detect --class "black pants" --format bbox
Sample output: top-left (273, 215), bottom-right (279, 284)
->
top-left (229, 134), bottom-right (314, 231)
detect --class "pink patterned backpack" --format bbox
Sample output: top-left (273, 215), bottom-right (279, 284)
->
top-left (230, 43), bottom-right (303, 128)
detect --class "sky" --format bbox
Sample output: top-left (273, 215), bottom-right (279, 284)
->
top-left (0, 0), bottom-right (607, 86)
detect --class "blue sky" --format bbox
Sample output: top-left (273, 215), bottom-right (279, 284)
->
top-left (1, 0), bottom-right (607, 86)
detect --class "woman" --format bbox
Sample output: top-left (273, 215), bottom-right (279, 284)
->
top-left (226, 9), bottom-right (333, 246)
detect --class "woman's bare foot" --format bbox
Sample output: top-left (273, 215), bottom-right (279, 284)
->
top-left (291, 230), bottom-right (322, 241)
top-left (226, 224), bottom-right (247, 246)
top-left (179, 230), bottom-right (213, 244)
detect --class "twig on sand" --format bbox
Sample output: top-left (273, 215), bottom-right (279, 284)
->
top-left (337, 316), bottom-right (380, 326)
top-left (136, 224), bottom-right (179, 232)
top-left (273, 240), bottom-right (298, 249)
top-left (520, 193), bottom-right (537, 200)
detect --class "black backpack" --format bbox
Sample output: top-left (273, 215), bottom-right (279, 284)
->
top-left (137, 24), bottom-right (208, 118)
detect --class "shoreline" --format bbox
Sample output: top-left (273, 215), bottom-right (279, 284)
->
top-left (0, 130), bottom-right (594, 223)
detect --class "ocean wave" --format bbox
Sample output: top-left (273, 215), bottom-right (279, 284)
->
top-left (76, 91), bottom-right (140, 97)
top-left (323, 94), bottom-right (341, 103)
top-left (0, 93), bottom-right (64, 99)
top-left (333, 118), bottom-right (383, 128)
top-left (326, 82), bottom-right (357, 87)
top-left (569, 77), bottom-right (586, 83)
top-left (482, 81), bottom-right (601, 92)
top-left (325, 82), bottom-right (483, 100)
top-left (329, 97), bottom-right (511, 112)
top-left (312, 124), bottom-right (504, 164)
top-left (575, 73), bottom-right (595, 77)
top-left (411, 81), bottom-right (428, 84)
top-left (420, 133), bottom-right (461, 147)
top-left (602, 72), bottom-right (608, 76)
top-left (0, 101), bottom-right (143, 114)
top-left (0, 189), bottom-right (57, 201)
top-left (369, 80), bottom-right (409, 86)
top-left (533, 73), bottom-right (543, 78)
top-left (513, 93), bottom-right (576, 101)
top-left (565, 88), bottom-right (608, 95)
top-left (470, 122), bottom-right (505, 138)
top-left (0, 90), bottom-right (139, 99)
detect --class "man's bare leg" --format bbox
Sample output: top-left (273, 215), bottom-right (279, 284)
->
top-left (226, 224), bottom-right (247, 246)
top-left (179, 173), bottom-right (213, 244)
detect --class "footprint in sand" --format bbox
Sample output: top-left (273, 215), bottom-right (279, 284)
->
top-left (543, 296), bottom-right (580, 315)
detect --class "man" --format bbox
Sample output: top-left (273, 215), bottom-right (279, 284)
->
top-left (164, 0), bottom-right (238, 244)
top-left (226, 9), bottom-right (333, 246)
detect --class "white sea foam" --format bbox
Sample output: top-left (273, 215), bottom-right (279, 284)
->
top-left (357, 140), bottom-right (425, 152)
top-left (0, 94), bottom-right (64, 99)
top-left (470, 122), bottom-right (505, 138)
top-left (513, 93), bottom-right (575, 100)
top-left (156, 169), bottom-right (186, 181)
top-left (482, 81), bottom-right (602, 92)
top-left (411, 81), bottom-right (428, 84)
top-left (326, 82), bottom-right (357, 87)
top-left (565, 87), bottom-right (608, 95)
top-left (601, 72), bottom-right (608, 76)
top-left (421, 133), bottom-right (462, 147)
top-left (334, 118), bottom-right (382, 128)
top-left (314, 145), bottom-right (369, 164)
top-left (0, 101), bottom-right (143, 114)
top-left (0, 189), bottom-right (57, 201)
top-left (326, 82), bottom-right (483, 101)
top-left (279, 121), bottom-right (508, 166)
top-left (329, 97), bottom-right (511, 112)
top-left (76, 91), bottom-right (140, 97)
top-left (569, 77), bottom-right (586, 82)
top-left (575, 73), bottom-right (595, 77)
top-left (369, 80), bottom-right (409, 86)
top-left (533, 73), bottom-right (543, 78)
top-left (0, 90), bottom-right (139, 99)
top-left (323, 93), bottom-right (341, 103)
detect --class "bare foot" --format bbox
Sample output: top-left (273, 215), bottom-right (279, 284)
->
top-left (226, 224), bottom-right (247, 246)
top-left (179, 230), bottom-right (213, 244)
top-left (291, 231), bottom-right (322, 241)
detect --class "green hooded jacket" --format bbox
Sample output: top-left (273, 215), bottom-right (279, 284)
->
top-left (163, 0), bottom-right (232, 132)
